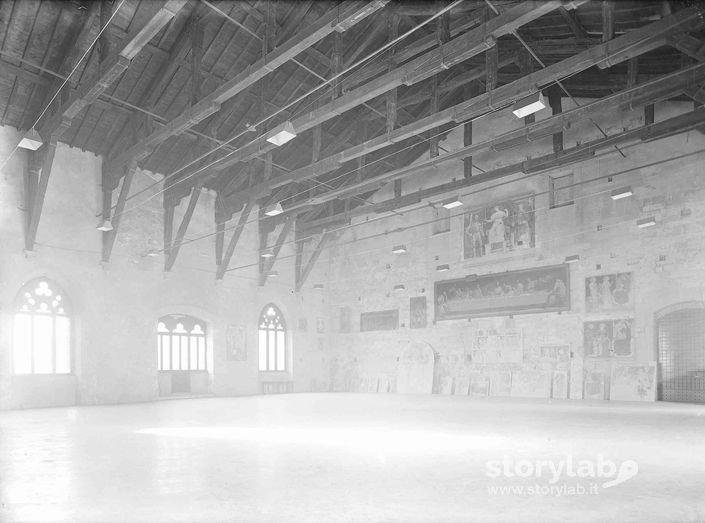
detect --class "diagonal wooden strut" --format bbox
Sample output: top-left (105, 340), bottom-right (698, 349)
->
top-left (295, 231), bottom-right (332, 292)
top-left (216, 199), bottom-right (255, 280)
top-left (164, 185), bottom-right (202, 271)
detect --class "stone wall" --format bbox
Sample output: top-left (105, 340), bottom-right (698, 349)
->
top-left (293, 100), bottom-right (705, 401)
top-left (0, 126), bottom-right (300, 409)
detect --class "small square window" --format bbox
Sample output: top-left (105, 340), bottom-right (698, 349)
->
top-left (550, 173), bottom-right (574, 209)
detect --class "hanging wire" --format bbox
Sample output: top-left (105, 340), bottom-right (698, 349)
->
top-left (0, 0), bottom-right (128, 173)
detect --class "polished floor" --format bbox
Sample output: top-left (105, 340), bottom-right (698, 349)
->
top-left (1, 394), bottom-right (704, 522)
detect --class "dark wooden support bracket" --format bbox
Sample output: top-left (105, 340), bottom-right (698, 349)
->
top-left (215, 221), bottom-right (225, 266)
top-left (24, 137), bottom-right (58, 252)
top-left (548, 85), bottom-right (563, 152)
top-left (164, 203), bottom-right (175, 261)
top-left (191, 15), bottom-right (203, 105)
top-left (295, 230), bottom-right (332, 292)
top-left (164, 185), bottom-right (202, 271)
top-left (259, 216), bottom-right (294, 286)
top-left (101, 161), bottom-right (137, 263)
top-left (216, 199), bottom-right (255, 280)
top-left (602, 1), bottom-right (614, 43)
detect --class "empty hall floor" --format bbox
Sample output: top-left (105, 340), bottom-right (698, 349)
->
top-left (1, 393), bottom-right (704, 523)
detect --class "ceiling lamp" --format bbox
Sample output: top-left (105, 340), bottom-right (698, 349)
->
top-left (441, 197), bottom-right (463, 209)
top-left (96, 220), bottom-right (113, 232)
top-left (313, 283), bottom-right (324, 290)
top-left (260, 248), bottom-right (274, 258)
top-left (266, 121), bottom-right (296, 146)
top-left (264, 202), bottom-right (284, 217)
top-left (636, 216), bottom-right (656, 228)
top-left (512, 91), bottom-right (546, 119)
top-left (393, 284), bottom-right (405, 291)
top-left (266, 270), bottom-right (279, 278)
top-left (436, 264), bottom-right (450, 272)
top-left (392, 245), bottom-right (407, 254)
top-left (610, 186), bottom-right (633, 200)
top-left (564, 254), bottom-right (580, 263)
top-left (18, 129), bottom-right (44, 150)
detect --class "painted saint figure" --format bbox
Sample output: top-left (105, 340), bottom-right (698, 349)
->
top-left (465, 213), bottom-right (485, 258)
top-left (488, 206), bottom-right (508, 248)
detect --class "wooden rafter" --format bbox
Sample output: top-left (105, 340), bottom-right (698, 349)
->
top-left (295, 229), bottom-right (331, 292)
top-left (259, 216), bottom-right (294, 286)
top-left (106, 1), bottom-right (389, 177)
top-left (215, 199), bottom-right (255, 280)
top-left (23, 136), bottom-right (58, 251)
top-left (39, 0), bottom-right (189, 142)
top-left (206, 1), bottom-right (567, 175)
top-left (165, 185), bottom-right (202, 271)
top-left (301, 106), bottom-right (705, 234)
top-left (224, 6), bottom-right (703, 206)
top-left (101, 161), bottom-right (138, 262)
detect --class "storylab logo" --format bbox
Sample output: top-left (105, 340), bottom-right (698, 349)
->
top-left (485, 455), bottom-right (639, 496)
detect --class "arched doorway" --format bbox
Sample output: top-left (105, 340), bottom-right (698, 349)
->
top-left (656, 303), bottom-right (705, 403)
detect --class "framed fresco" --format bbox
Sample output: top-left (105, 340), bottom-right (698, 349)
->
top-left (470, 329), bottom-right (523, 364)
top-left (409, 296), bottom-right (427, 329)
top-left (360, 309), bottom-right (399, 332)
top-left (610, 362), bottom-right (657, 401)
top-left (583, 319), bottom-right (634, 358)
top-left (585, 272), bottom-right (633, 313)
top-left (225, 324), bottom-right (246, 361)
top-left (463, 195), bottom-right (535, 259)
top-left (435, 264), bottom-right (570, 321)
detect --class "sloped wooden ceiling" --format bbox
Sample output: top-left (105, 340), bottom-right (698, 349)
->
top-left (1, 0), bottom-right (704, 279)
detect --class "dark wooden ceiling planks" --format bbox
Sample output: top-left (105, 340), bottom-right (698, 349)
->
top-left (1, 0), bottom-right (705, 254)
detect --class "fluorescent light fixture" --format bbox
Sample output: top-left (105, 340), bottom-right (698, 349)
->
top-left (436, 264), bottom-right (450, 272)
top-left (441, 197), bottom-right (463, 209)
top-left (145, 249), bottom-right (159, 257)
top-left (313, 283), bottom-right (324, 290)
top-left (18, 129), bottom-right (44, 150)
top-left (266, 270), bottom-right (279, 278)
top-left (96, 220), bottom-right (113, 232)
top-left (393, 284), bottom-right (405, 291)
top-left (264, 202), bottom-right (284, 217)
top-left (610, 186), bottom-right (633, 200)
top-left (266, 121), bottom-right (296, 146)
top-left (637, 216), bottom-right (656, 228)
top-left (392, 245), bottom-right (407, 254)
top-left (512, 91), bottom-right (546, 119)
top-left (260, 248), bottom-right (274, 258)
top-left (565, 254), bottom-right (580, 263)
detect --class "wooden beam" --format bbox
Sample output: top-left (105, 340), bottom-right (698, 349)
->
top-left (386, 10), bottom-right (399, 133)
top-left (216, 199), bottom-right (255, 280)
top-left (208, 1), bottom-right (568, 173)
top-left (547, 85), bottom-right (563, 152)
top-left (40, 0), bottom-right (189, 142)
top-left (301, 107), bottom-right (705, 233)
top-left (101, 161), bottom-right (137, 263)
top-left (684, 85), bottom-right (705, 105)
top-left (24, 138), bottom-right (58, 251)
top-left (228, 7), bottom-right (703, 202)
top-left (295, 230), bottom-right (331, 292)
top-left (558, 6), bottom-right (588, 38)
top-left (668, 33), bottom-right (705, 62)
top-left (215, 221), bottom-right (225, 266)
top-left (165, 186), bottom-right (202, 271)
top-left (297, 64), bottom-right (705, 208)
top-left (191, 16), bottom-right (203, 105)
top-left (602, 1), bottom-right (614, 43)
top-left (106, 1), bottom-right (388, 174)
top-left (260, 216), bottom-right (294, 286)
top-left (627, 57), bottom-right (638, 88)
top-left (164, 204), bottom-right (175, 260)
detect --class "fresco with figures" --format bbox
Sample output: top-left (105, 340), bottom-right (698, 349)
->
top-left (583, 319), bottom-right (634, 358)
top-left (435, 264), bottom-right (570, 320)
top-left (585, 272), bottom-right (633, 313)
top-left (463, 195), bottom-right (534, 259)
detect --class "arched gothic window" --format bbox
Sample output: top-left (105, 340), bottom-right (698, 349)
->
top-left (13, 278), bottom-right (71, 374)
top-left (258, 304), bottom-right (286, 371)
top-left (157, 315), bottom-right (207, 371)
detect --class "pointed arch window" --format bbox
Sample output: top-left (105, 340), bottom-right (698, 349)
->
top-left (157, 315), bottom-right (207, 371)
top-left (13, 278), bottom-right (71, 374)
top-left (258, 304), bottom-right (286, 371)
